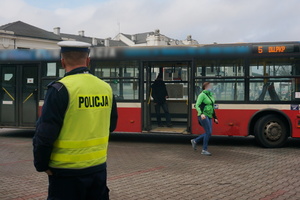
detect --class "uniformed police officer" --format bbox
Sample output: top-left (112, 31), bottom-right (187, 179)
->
top-left (33, 41), bottom-right (118, 200)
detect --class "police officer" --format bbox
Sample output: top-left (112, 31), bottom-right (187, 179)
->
top-left (33, 41), bottom-right (118, 200)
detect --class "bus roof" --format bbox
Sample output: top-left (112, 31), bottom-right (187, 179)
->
top-left (0, 41), bottom-right (299, 62)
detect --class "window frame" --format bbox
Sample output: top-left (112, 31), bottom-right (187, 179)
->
top-left (40, 61), bottom-right (62, 100)
top-left (91, 60), bottom-right (141, 102)
top-left (194, 57), bottom-right (300, 104)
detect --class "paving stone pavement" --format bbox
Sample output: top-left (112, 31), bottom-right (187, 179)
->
top-left (1, 129), bottom-right (300, 200)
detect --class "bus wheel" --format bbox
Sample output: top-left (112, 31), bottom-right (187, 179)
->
top-left (254, 114), bottom-right (288, 148)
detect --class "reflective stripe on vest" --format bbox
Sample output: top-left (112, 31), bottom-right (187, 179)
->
top-left (50, 148), bottom-right (107, 162)
top-left (53, 136), bottom-right (109, 149)
top-left (49, 73), bottom-right (112, 169)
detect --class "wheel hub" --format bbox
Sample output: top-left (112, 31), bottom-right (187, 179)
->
top-left (264, 122), bottom-right (282, 141)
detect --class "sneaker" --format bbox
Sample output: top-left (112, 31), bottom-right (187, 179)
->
top-left (201, 150), bottom-right (212, 156)
top-left (191, 139), bottom-right (197, 150)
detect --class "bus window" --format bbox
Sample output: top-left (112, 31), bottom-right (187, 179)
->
top-left (103, 79), bottom-right (139, 100)
top-left (249, 58), bottom-right (299, 101)
top-left (195, 79), bottom-right (245, 101)
top-left (42, 62), bottom-right (61, 77)
top-left (295, 65), bottom-right (300, 100)
top-left (249, 78), bottom-right (293, 101)
top-left (146, 62), bottom-right (189, 101)
top-left (250, 64), bottom-right (292, 76)
top-left (196, 59), bottom-right (245, 77)
top-left (4, 73), bottom-right (13, 81)
top-left (59, 69), bottom-right (65, 77)
top-left (195, 59), bottom-right (245, 101)
top-left (46, 63), bottom-right (57, 76)
top-left (40, 62), bottom-right (62, 99)
top-left (93, 60), bottom-right (140, 101)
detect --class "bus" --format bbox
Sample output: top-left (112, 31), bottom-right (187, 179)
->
top-left (0, 41), bottom-right (299, 148)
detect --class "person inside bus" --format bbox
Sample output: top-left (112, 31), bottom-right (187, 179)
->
top-left (151, 73), bottom-right (172, 127)
top-left (191, 82), bottom-right (218, 156)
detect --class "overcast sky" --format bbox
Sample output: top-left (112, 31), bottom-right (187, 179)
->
top-left (0, 0), bottom-right (299, 44)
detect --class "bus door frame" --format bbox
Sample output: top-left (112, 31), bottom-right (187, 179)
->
top-left (143, 61), bottom-right (152, 131)
top-left (142, 60), bottom-right (193, 133)
top-left (187, 59), bottom-right (195, 132)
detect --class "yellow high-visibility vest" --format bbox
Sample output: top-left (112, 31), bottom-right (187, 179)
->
top-left (49, 73), bottom-right (113, 169)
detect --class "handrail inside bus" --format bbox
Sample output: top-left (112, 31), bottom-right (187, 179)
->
top-left (2, 87), bottom-right (15, 101)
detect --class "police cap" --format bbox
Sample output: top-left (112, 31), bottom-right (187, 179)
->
top-left (58, 41), bottom-right (91, 53)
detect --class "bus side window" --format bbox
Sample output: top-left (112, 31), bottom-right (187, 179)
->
top-left (46, 63), bottom-right (57, 76)
top-left (294, 63), bottom-right (300, 100)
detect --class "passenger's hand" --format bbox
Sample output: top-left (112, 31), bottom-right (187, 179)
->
top-left (45, 169), bottom-right (53, 176)
top-left (214, 119), bottom-right (219, 124)
top-left (201, 114), bottom-right (206, 120)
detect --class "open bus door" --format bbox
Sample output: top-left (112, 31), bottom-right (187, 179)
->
top-left (0, 64), bottom-right (39, 127)
top-left (143, 61), bottom-right (192, 134)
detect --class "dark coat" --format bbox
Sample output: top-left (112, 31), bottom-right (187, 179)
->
top-left (151, 80), bottom-right (168, 104)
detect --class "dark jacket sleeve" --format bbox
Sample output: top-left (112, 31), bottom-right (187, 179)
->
top-left (33, 83), bottom-right (68, 172)
top-left (110, 95), bottom-right (118, 132)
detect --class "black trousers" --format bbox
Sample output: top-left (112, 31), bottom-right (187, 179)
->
top-left (47, 169), bottom-right (109, 200)
top-left (154, 102), bottom-right (171, 125)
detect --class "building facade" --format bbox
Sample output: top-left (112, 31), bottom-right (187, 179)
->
top-left (0, 21), bottom-right (199, 49)
top-left (114, 29), bottom-right (198, 46)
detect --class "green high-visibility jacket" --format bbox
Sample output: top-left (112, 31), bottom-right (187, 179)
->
top-left (195, 90), bottom-right (216, 119)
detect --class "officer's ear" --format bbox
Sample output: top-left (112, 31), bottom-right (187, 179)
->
top-left (86, 57), bottom-right (90, 67)
top-left (61, 58), bottom-right (66, 69)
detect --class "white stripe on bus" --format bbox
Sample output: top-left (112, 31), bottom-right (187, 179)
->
top-left (192, 104), bottom-right (290, 110)
top-left (40, 100), bottom-right (291, 110)
top-left (117, 103), bottom-right (141, 108)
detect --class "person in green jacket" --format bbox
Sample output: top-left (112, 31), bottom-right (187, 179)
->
top-left (191, 82), bottom-right (218, 156)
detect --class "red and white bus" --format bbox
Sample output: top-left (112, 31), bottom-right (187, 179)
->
top-left (0, 42), bottom-right (299, 147)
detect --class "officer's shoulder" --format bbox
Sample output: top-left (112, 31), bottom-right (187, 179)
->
top-left (96, 76), bottom-right (110, 86)
top-left (47, 79), bottom-right (65, 91)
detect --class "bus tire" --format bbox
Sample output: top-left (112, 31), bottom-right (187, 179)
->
top-left (254, 114), bottom-right (288, 148)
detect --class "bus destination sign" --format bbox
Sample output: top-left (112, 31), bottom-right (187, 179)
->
top-left (253, 44), bottom-right (295, 54)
